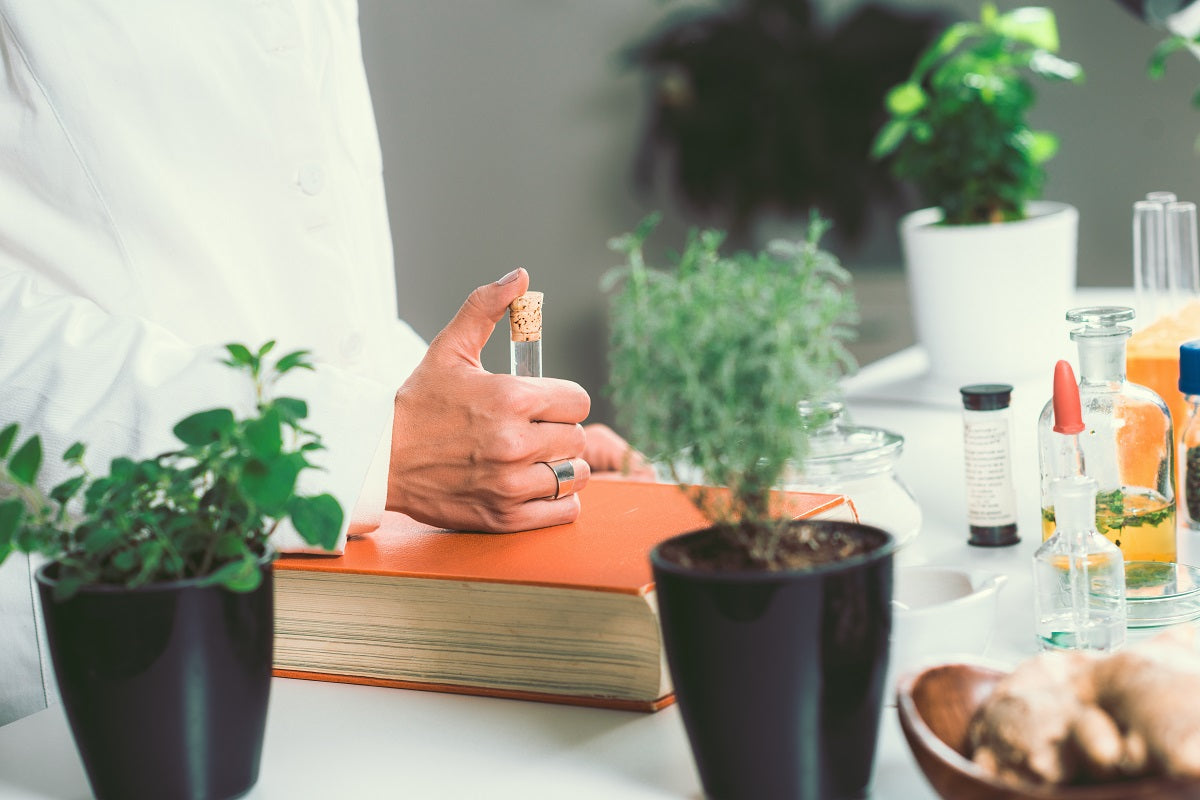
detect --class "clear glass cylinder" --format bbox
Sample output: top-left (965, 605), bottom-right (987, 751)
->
top-left (1033, 476), bottom-right (1126, 652)
top-left (1036, 307), bottom-right (1177, 563)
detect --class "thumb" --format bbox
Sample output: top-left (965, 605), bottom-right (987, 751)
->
top-left (429, 267), bottom-right (530, 367)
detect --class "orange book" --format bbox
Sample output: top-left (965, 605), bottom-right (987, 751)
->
top-left (272, 479), bottom-right (855, 712)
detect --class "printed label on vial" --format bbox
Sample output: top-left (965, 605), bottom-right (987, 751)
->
top-left (963, 414), bottom-right (1017, 526)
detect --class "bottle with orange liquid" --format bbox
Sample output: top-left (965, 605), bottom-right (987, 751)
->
top-left (1037, 307), bottom-right (1177, 563)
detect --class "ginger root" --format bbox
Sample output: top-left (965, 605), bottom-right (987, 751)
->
top-left (968, 628), bottom-right (1200, 786)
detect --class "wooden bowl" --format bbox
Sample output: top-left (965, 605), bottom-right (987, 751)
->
top-left (895, 662), bottom-right (1200, 800)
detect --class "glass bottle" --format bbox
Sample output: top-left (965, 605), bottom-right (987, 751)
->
top-left (1033, 475), bottom-right (1126, 652)
top-left (781, 400), bottom-right (922, 550)
top-left (1179, 340), bottom-right (1200, 530)
top-left (1037, 307), bottom-right (1177, 563)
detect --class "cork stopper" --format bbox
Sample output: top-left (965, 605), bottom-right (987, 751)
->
top-left (509, 291), bottom-right (543, 342)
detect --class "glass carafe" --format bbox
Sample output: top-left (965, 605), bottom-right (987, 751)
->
top-left (1036, 307), bottom-right (1177, 563)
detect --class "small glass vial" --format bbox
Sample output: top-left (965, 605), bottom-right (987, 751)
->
top-left (509, 290), bottom-right (543, 378)
top-left (1036, 307), bottom-right (1177, 563)
top-left (1033, 476), bottom-right (1126, 653)
top-left (1179, 340), bottom-right (1200, 530)
top-left (960, 384), bottom-right (1019, 547)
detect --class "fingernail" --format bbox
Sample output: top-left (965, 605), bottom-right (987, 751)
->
top-left (497, 268), bottom-right (520, 285)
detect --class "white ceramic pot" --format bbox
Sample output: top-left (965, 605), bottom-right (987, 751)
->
top-left (900, 201), bottom-right (1078, 384)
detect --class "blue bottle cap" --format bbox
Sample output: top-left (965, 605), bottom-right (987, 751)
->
top-left (1181, 340), bottom-right (1200, 396)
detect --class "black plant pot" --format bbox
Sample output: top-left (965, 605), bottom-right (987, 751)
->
top-left (35, 560), bottom-right (275, 800)
top-left (651, 521), bottom-right (895, 800)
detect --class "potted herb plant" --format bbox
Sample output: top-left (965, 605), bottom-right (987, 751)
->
top-left (871, 3), bottom-right (1084, 383)
top-left (605, 214), bottom-right (896, 800)
top-left (0, 342), bottom-right (342, 800)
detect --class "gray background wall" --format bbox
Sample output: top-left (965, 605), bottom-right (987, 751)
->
top-left (360, 0), bottom-right (1200, 425)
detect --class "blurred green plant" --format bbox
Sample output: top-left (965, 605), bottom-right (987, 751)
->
top-left (625, 0), bottom-right (943, 247)
top-left (0, 342), bottom-right (343, 600)
top-left (604, 213), bottom-right (857, 564)
top-left (871, 3), bottom-right (1083, 225)
top-left (1146, 27), bottom-right (1200, 150)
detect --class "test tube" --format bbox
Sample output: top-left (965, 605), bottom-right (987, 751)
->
top-left (1166, 201), bottom-right (1200, 301)
top-left (1134, 199), bottom-right (1168, 322)
top-left (509, 291), bottom-right (543, 378)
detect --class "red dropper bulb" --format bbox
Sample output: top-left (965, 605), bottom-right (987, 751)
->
top-left (1053, 360), bottom-right (1085, 434)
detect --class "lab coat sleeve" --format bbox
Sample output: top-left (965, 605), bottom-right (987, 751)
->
top-left (0, 266), bottom-right (403, 555)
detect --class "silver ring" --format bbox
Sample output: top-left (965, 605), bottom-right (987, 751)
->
top-left (542, 459), bottom-right (576, 500)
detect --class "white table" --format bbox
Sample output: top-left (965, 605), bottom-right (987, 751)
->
top-left (3, 343), bottom-right (1185, 799)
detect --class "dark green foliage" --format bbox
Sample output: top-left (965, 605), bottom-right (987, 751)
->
top-left (0, 344), bottom-right (343, 600)
top-left (605, 213), bottom-right (857, 563)
top-left (871, 4), bottom-right (1083, 225)
top-left (1144, 30), bottom-right (1200, 150)
top-left (625, 0), bottom-right (944, 246)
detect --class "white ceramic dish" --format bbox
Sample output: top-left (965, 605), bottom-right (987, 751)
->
top-left (886, 566), bottom-right (1008, 703)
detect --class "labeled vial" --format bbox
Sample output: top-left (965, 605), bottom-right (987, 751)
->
top-left (960, 384), bottom-right (1019, 546)
top-left (509, 290), bottom-right (543, 378)
top-left (1179, 340), bottom-right (1200, 530)
top-left (1033, 476), bottom-right (1126, 652)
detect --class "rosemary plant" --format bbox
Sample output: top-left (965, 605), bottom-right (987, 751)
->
top-left (605, 213), bottom-right (857, 566)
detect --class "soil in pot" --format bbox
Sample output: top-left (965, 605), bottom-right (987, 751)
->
top-left (656, 519), bottom-right (883, 571)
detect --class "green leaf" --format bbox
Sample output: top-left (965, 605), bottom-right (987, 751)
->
top-left (275, 350), bottom-right (314, 375)
top-left (62, 441), bottom-right (85, 464)
top-left (173, 408), bottom-right (236, 446)
top-left (884, 83), bottom-right (926, 117)
top-left (257, 340), bottom-right (276, 360)
top-left (1025, 130), bottom-right (1059, 164)
top-left (0, 424), bottom-right (17, 459)
top-left (289, 493), bottom-right (344, 550)
top-left (206, 555), bottom-right (262, 592)
top-left (1148, 35), bottom-right (1192, 80)
top-left (242, 455), bottom-right (303, 513)
top-left (0, 498), bottom-right (24, 549)
top-left (49, 475), bottom-right (86, 505)
top-left (112, 549), bottom-right (137, 572)
top-left (273, 397), bottom-right (308, 424)
top-left (8, 435), bottom-right (42, 486)
top-left (994, 7), bottom-right (1058, 52)
top-left (871, 119), bottom-right (909, 160)
top-left (910, 22), bottom-right (976, 82)
top-left (52, 574), bottom-right (86, 602)
top-left (80, 525), bottom-right (124, 556)
top-left (224, 343), bottom-right (255, 367)
top-left (244, 408), bottom-right (283, 458)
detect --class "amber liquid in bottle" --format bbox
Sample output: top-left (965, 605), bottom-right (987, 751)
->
top-left (1037, 307), bottom-right (1177, 564)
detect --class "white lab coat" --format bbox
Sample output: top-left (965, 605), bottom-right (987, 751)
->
top-left (0, 1), bottom-right (428, 724)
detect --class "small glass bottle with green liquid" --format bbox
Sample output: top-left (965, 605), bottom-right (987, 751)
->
top-left (1033, 475), bottom-right (1126, 652)
top-left (1036, 307), bottom-right (1177, 563)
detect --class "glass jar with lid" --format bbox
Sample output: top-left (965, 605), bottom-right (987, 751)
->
top-left (782, 400), bottom-right (922, 550)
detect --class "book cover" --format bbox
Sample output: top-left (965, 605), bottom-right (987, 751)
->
top-left (273, 479), bottom-right (855, 711)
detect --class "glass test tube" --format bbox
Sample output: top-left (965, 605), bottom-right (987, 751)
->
top-left (1134, 198), bottom-right (1168, 322)
top-left (509, 290), bottom-right (543, 378)
top-left (1167, 201), bottom-right (1200, 300)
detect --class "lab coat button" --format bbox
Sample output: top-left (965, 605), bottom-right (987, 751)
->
top-left (297, 163), bottom-right (324, 195)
